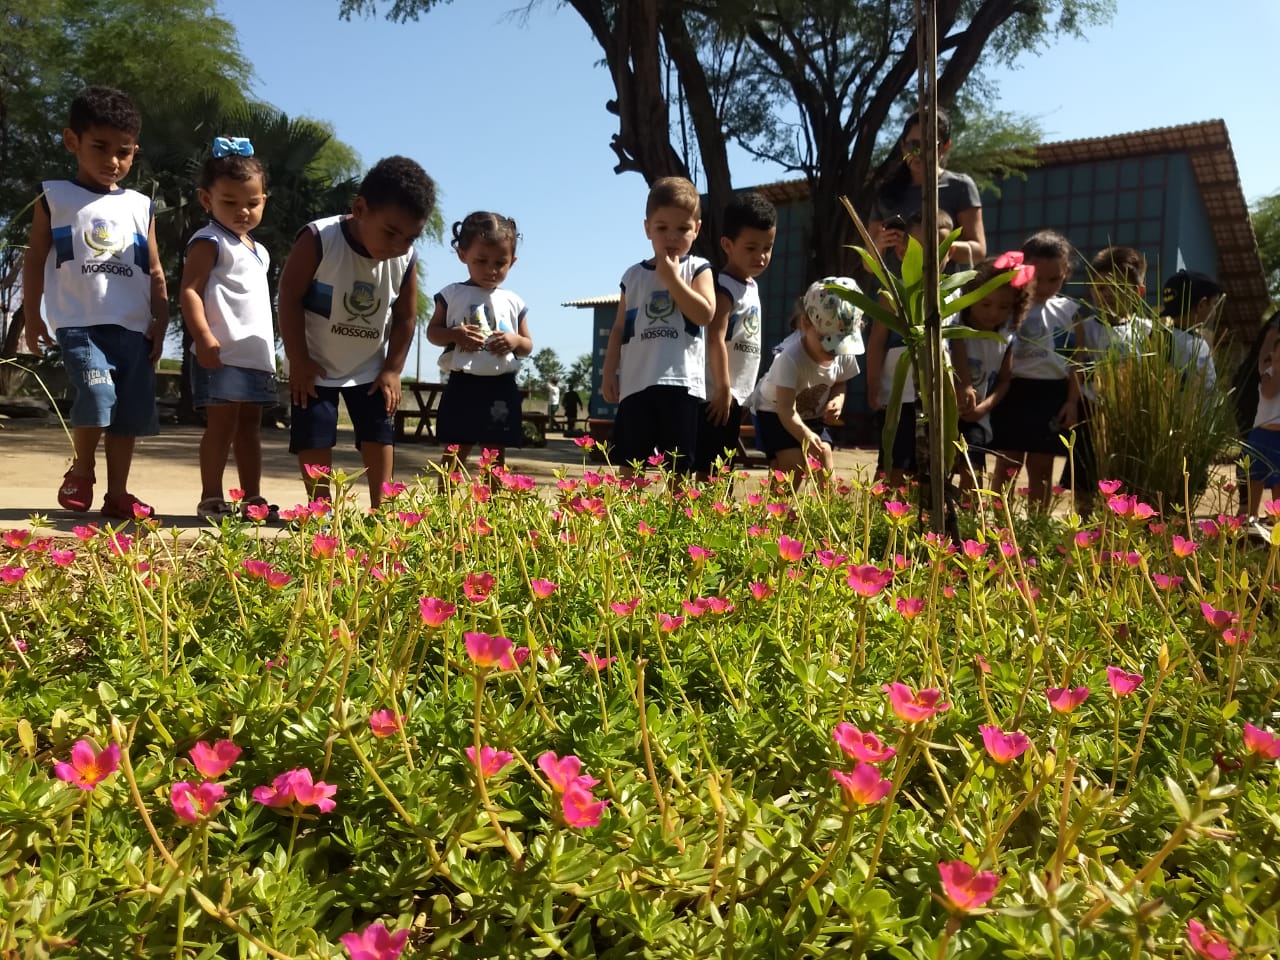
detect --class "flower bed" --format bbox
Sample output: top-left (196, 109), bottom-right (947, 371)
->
top-left (1, 459), bottom-right (1277, 958)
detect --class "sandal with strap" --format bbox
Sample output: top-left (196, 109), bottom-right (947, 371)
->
top-left (101, 491), bottom-right (154, 521)
top-left (196, 497), bottom-right (234, 520)
top-left (58, 470), bottom-right (95, 512)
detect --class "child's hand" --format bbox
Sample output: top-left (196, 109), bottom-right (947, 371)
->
top-left (289, 356), bottom-right (326, 410)
top-left (651, 243), bottom-right (680, 285)
top-left (958, 385), bottom-right (978, 414)
top-left (145, 318), bottom-right (167, 363)
top-left (1053, 399), bottom-right (1077, 430)
top-left (24, 315), bottom-right (55, 356)
top-left (485, 331), bottom-right (517, 355)
top-left (823, 395), bottom-right (845, 425)
top-left (195, 334), bottom-right (223, 369)
top-left (804, 433), bottom-right (834, 473)
top-left (454, 324), bottom-right (487, 352)
top-left (706, 385), bottom-right (732, 426)
top-left (601, 369), bottom-right (620, 405)
top-left (369, 370), bottom-right (401, 416)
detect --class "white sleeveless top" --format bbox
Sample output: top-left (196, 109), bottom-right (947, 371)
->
top-left (1010, 297), bottom-right (1079, 379)
top-left (435, 281), bottom-right (525, 376)
top-left (186, 221), bottom-right (274, 373)
top-left (298, 215), bottom-right (415, 387)
top-left (41, 180), bottom-right (153, 333)
top-left (619, 256), bottom-right (711, 401)
top-left (712, 272), bottom-right (763, 404)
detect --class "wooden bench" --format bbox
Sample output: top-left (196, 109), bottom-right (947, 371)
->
top-left (395, 382), bottom-right (445, 442)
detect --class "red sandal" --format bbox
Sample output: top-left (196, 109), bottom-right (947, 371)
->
top-left (101, 491), bottom-right (154, 521)
top-left (57, 470), bottom-right (95, 512)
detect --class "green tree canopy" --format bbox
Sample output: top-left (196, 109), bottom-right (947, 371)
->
top-left (1251, 192), bottom-right (1280, 307)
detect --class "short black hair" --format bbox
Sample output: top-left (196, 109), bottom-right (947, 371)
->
top-left (68, 86), bottom-right (141, 137)
top-left (1022, 229), bottom-right (1072, 262)
top-left (721, 192), bottom-right (776, 239)
top-left (357, 156), bottom-right (437, 221)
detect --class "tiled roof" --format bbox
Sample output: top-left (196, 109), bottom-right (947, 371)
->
top-left (562, 295), bottom-right (621, 308)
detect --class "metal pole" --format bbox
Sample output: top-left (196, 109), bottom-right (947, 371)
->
top-left (915, 0), bottom-right (945, 532)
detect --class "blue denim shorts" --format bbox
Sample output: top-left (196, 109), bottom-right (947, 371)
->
top-left (56, 324), bottom-right (158, 436)
top-left (1246, 426), bottom-right (1280, 485)
top-left (289, 383), bottom-right (395, 452)
top-left (191, 362), bottom-right (277, 409)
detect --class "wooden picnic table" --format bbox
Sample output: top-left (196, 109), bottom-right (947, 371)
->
top-left (394, 381), bottom-right (550, 446)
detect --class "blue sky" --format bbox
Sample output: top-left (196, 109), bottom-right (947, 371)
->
top-left (215, 0), bottom-right (1278, 376)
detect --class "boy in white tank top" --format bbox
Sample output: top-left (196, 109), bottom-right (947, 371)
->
top-left (277, 156), bottom-right (437, 508)
top-left (21, 86), bottom-right (168, 520)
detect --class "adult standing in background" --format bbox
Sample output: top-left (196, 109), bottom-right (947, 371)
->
top-left (868, 108), bottom-right (986, 270)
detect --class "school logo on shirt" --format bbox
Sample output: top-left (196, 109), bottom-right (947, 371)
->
top-left (645, 290), bottom-right (676, 324)
top-left (77, 218), bottom-right (136, 276)
top-left (741, 304), bottom-right (760, 338)
top-left (83, 218), bottom-right (125, 257)
top-left (342, 281), bottom-right (382, 324)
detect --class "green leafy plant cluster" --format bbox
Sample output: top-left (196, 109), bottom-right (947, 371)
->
top-left (0, 460), bottom-right (1277, 958)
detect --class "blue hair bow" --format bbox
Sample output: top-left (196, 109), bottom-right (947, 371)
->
top-left (212, 136), bottom-right (254, 159)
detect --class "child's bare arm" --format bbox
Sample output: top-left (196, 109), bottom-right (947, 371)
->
top-left (705, 289), bottom-right (733, 425)
top-left (145, 217), bottom-right (168, 362)
top-left (20, 200), bottom-right (55, 354)
top-left (601, 298), bottom-right (626, 405)
top-left (951, 340), bottom-right (977, 412)
top-left (277, 231), bottom-right (326, 409)
top-left (371, 267), bottom-right (417, 414)
top-left (179, 240), bottom-right (221, 368)
top-left (656, 258), bottom-right (715, 327)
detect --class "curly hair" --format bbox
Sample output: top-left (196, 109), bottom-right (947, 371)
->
top-left (721, 192), bottom-right (776, 239)
top-left (68, 86), bottom-right (141, 136)
top-left (959, 257), bottom-right (1032, 332)
top-left (451, 211), bottom-right (519, 253)
top-left (357, 156), bottom-right (437, 221)
top-left (197, 152), bottom-right (267, 192)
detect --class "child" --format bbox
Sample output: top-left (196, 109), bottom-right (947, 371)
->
top-left (695, 191), bottom-right (777, 479)
top-left (950, 257), bottom-right (1031, 491)
top-left (179, 137), bottom-right (276, 520)
top-left (748, 278), bottom-right (862, 481)
top-left (546, 377), bottom-right (561, 425)
top-left (21, 86), bottom-right (168, 520)
top-left (863, 210), bottom-right (953, 485)
top-left (1159, 269), bottom-right (1220, 390)
top-left (427, 211), bottom-right (533, 469)
top-left (601, 176), bottom-right (716, 475)
top-left (1245, 314), bottom-right (1280, 537)
top-left (991, 230), bottom-right (1081, 509)
top-left (1066, 245), bottom-right (1155, 513)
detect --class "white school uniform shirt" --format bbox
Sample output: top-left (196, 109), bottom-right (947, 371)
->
top-left (750, 334), bottom-right (860, 417)
top-left (1255, 381), bottom-right (1280, 429)
top-left (951, 323), bottom-right (1013, 439)
top-left (41, 179), bottom-right (153, 333)
top-left (297, 215), bottom-right (415, 387)
top-left (1164, 324), bottom-right (1217, 392)
top-left (1076, 314), bottom-right (1154, 401)
top-left (186, 221), bottom-right (274, 373)
top-left (710, 271), bottom-right (764, 405)
top-left (1011, 297), bottom-right (1079, 379)
top-left (435, 281), bottom-right (525, 376)
top-left (618, 255), bottom-right (712, 402)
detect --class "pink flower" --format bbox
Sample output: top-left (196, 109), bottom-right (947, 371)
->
top-left (961, 539), bottom-right (988, 561)
top-left (463, 571), bottom-right (496, 602)
top-left (244, 502), bottom-right (270, 522)
top-left (895, 596), bottom-right (925, 619)
top-left (1045, 686), bottom-right (1090, 713)
top-left (681, 597), bottom-right (710, 618)
top-left (1073, 530), bottom-right (1098, 549)
top-left (530, 578), bottom-right (558, 599)
top-left (464, 632), bottom-right (512, 669)
top-left (1198, 519), bottom-right (1221, 538)
top-left (1152, 573), bottom-right (1184, 591)
top-left (1199, 602), bottom-right (1238, 630)
top-left (1186, 919), bottom-right (1236, 960)
top-left (749, 581), bottom-right (773, 601)
top-left (188, 739), bottom-right (241, 779)
top-left (537, 752), bottom-right (585, 793)
top-left (561, 778), bottom-right (609, 828)
top-left (252, 768), bottom-right (337, 813)
top-left (579, 650), bottom-right (618, 671)
top-left (1, 529), bottom-right (31, 549)
top-left (419, 596), bottom-right (457, 627)
top-left (302, 463), bottom-right (330, 480)
top-left (687, 545), bottom-right (714, 563)
top-left (883, 682), bottom-right (950, 723)
top-left (573, 435), bottom-right (596, 449)
top-left (311, 534), bottom-right (338, 558)
top-left (938, 860), bottom-right (1000, 911)
top-left (264, 570), bottom-right (291, 589)
top-left (106, 533), bottom-right (133, 555)
top-left (636, 521), bottom-right (654, 536)
top-left (242, 559), bottom-right (271, 579)
top-left (49, 549), bottom-right (76, 567)
top-left (54, 739), bottom-right (120, 790)
top-left (381, 480), bottom-right (407, 499)
top-left (1097, 479), bottom-right (1123, 495)
top-left (777, 535), bottom-right (805, 563)
top-left (170, 781), bottom-right (226, 823)
top-left (978, 725), bottom-right (1030, 764)
top-left (340, 922), bottom-right (410, 960)
top-left (0, 565), bottom-right (27, 584)
top-left (705, 596), bottom-right (734, 614)
top-left (466, 745), bottom-right (515, 778)
top-left (846, 564), bottom-right (892, 598)
top-left (1242, 722), bottom-right (1280, 760)
top-left (1171, 535), bottom-right (1198, 558)
top-left (658, 613), bottom-right (684, 632)
top-left (831, 763), bottom-right (893, 805)
top-left (609, 598), bottom-right (640, 617)
top-left (369, 710), bottom-right (403, 738)
top-left (884, 500), bottom-right (911, 520)
top-left (72, 524), bottom-right (99, 541)
top-left (832, 723), bottom-right (896, 764)
top-left (1221, 627), bottom-right (1251, 647)
top-left (816, 550), bottom-right (846, 568)
top-left (1105, 666), bottom-right (1143, 697)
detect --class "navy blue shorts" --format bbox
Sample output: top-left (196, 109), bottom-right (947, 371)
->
top-left (610, 384), bottom-right (700, 473)
top-left (694, 398), bottom-right (743, 473)
top-left (191, 362), bottom-right (277, 409)
top-left (874, 401), bottom-right (917, 472)
top-left (56, 325), bottom-right (158, 436)
top-left (752, 410), bottom-right (828, 457)
top-left (1060, 401), bottom-right (1097, 490)
top-left (1246, 426), bottom-right (1280, 485)
top-left (436, 371), bottom-right (524, 448)
top-left (957, 420), bottom-right (991, 471)
top-left (992, 377), bottom-right (1070, 455)
top-left (289, 383), bottom-right (394, 452)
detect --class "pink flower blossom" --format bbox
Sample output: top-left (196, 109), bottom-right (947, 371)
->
top-left (846, 564), bottom-right (892, 598)
top-left (705, 596), bottom-right (734, 614)
top-left (311, 534), bottom-right (338, 558)
top-left (188, 739), bottom-right (241, 779)
top-left (464, 632), bottom-right (512, 669)
top-left (1242, 722), bottom-right (1280, 760)
top-left (54, 739), bottom-right (120, 790)
top-left (580, 650), bottom-right (618, 671)
top-left (938, 860), bottom-right (1000, 911)
top-left (252, 768), bottom-right (337, 813)
top-left (749, 581), bottom-right (773, 600)
top-left (831, 763), bottom-right (892, 805)
top-left (572, 435), bottom-right (596, 449)
top-left (463, 571), bottom-right (496, 602)
top-left (687, 544), bottom-right (714, 562)
top-left (1221, 627), bottom-right (1251, 647)
top-left (243, 502), bottom-right (270, 522)
top-left (1261, 498), bottom-right (1280, 518)
top-left (883, 682), bottom-right (950, 723)
top-left (658, 613), bottom-right (684, 632)
top-left (302, 463), bottom-right (331, 480)
top-left (884, 500), bottom-right (911, 520)
top-left (832, 723), bottom-right (896, 763)
top-left (1200, 602), bottom-right (1238, 630)
top-left (340, 922), bottom-right (410, 960)
top-left (106, 533), bottom-right (133, 555)
top-left (1045, 686), bottom-right (1090, 714)
top-left (369, 710), bottom-right (403, 738)
top-left (1186, 919), bottom-right (1236, 960)
top-left (0, 565), bottom-right (27, 584)
top-left (530, 578), bottom-right (558, 599)
top-left (1171, 535), bottom-right (1198, 558)
top-left (961, 539), bottom-right (988, 561)
top-left (49, 549), bottom-right (76, 567)
top-left (1105, 666), bottom-right (1143, 697)
top-left (419, 596), bottom-right (457, 627)
top-left (1152, 572), bottom-right (1184, 590)
top-left (777, 535), bottom-right (805, 562)
top-left (1097, 479), bottom-right (1123, 495)
top-left (466, 745), bottom-right (515, 778)
top-left (609, 598), bottom-right (640, 617)
top-left (895, 596), bottom-right (925, 619)
top-left (381, 480), bottom-right (407, 499)
top-left (2, 529), bottom-right (31, 549)
top-left (816, 550), bottom-right (846, 568)
top-left (636, 521), bottom-right (655, 537)
top-left (978, 725), bottom-right (1030, 764)
top-left (561, 777), bottom-right (608, 828)
top-left (538, 752), bottom-right (586, 793)
top-left (1073, 530), bottom-right (1099, 549)
top-left (171, 781), bottom-right (226, 823)
top-left (264, 570), bottom-right (291, 589)
top-left (72, 524), bottom-right (99, 541)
